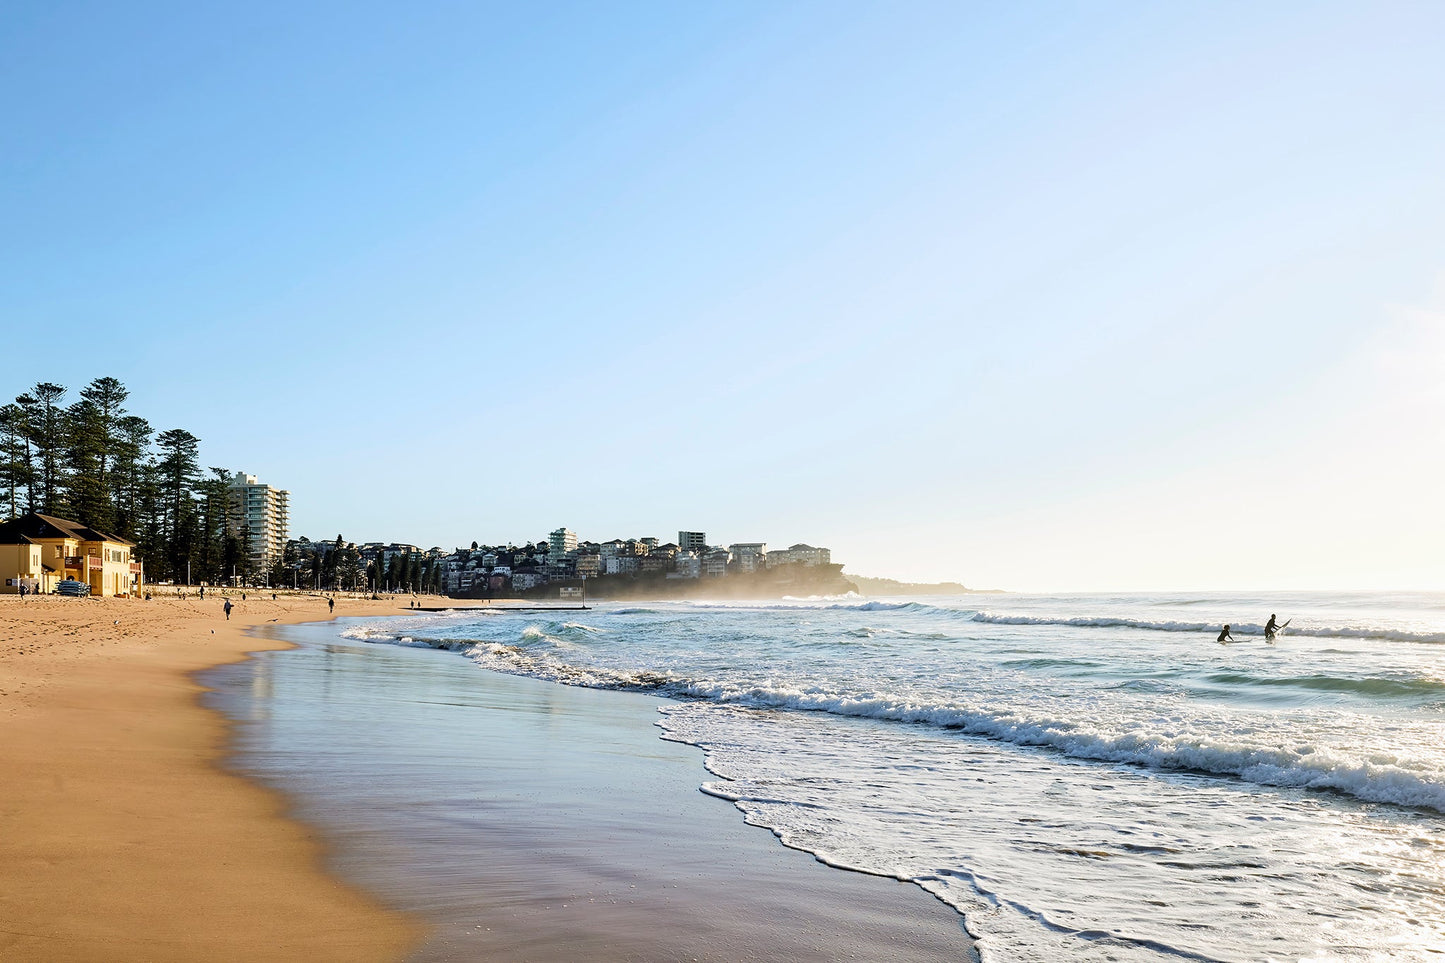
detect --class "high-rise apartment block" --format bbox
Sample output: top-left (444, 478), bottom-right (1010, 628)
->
top-left (678, 531), bottom-right (707, 553)
top-left (227, 472), bottom-right (290, 570)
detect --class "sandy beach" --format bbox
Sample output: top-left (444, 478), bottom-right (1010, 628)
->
top-left (2, 593), bottom-right (975, 962)
top-left (0, 592), bottom-right (423, 962)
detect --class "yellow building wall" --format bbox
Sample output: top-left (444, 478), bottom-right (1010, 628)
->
top-left (82, 541), bottom-right (139, 597)
top-left (0, 543), bottom-right (45, 594)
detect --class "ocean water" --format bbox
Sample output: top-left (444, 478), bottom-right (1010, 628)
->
top-left (342, 591), bottom-right (1445, 963)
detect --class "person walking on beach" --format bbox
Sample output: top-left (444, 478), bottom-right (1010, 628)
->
top-left (1216, 624), bottom-right (1235, 644)
top-left (223, 598), bottom-right (233, 621)
top-left (199, 586), bottom-right (204, 601)
top-left (328, 596), bottom-right (335, 614)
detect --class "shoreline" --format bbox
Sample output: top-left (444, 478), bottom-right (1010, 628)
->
top-left (0, 591), bottom-right (429, 962)
top-left (3, 592), bottom-right (976, 962)
top-left (216, 617), bottom-right (975, 962)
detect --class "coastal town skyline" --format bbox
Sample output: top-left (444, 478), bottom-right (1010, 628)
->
top-left (7, 4), bottom-right (1445, 591)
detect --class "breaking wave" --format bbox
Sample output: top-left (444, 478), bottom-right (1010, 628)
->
top-left (968, 612), bottom-right (1445, 645)
top-left (375, 634), bottom-right (1445, 814)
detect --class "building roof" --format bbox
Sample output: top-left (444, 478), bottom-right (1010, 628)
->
top-left (0, 512), bottom-right (135, 546)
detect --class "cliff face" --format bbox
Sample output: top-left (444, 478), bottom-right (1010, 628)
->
top-left (459, 563), bottom-right (858, 602)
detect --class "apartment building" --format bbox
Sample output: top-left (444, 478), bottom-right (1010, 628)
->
top-left (766, 543), bottom-right (832, 567)
top-left (728, 542), bottom-right (767, 573)
top-left (227, 472), bottom-right (290, 570)
top-left (549, 527), bottom-right (577, 557)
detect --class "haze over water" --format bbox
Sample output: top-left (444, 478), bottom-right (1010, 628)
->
top-left (343, 591), bottom-right (1445, 962)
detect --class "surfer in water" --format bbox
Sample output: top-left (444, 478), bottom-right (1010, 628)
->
top-left (1217, 624), bottom-right (1236, 644)
top-left (1264, 614), bottom-right (1290, 642)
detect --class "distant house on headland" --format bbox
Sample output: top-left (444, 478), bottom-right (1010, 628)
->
top-left (0, 512), bottom-right (141, 596)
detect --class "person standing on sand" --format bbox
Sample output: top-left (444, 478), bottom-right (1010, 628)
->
top-left (328, 596), bottom-right (334, 614)
top-left (223, 599), bottom-right (233, 620)
top-left (199, 586), bottom-right (204, 601)
top-left (1217, 624), bottom-right (1235, 644)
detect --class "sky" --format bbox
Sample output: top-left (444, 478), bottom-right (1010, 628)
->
top-left (4, 1), bottom-right (1444, 592)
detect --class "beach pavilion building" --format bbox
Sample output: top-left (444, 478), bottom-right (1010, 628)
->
top-left (0, 512), bottom-right (141, 596)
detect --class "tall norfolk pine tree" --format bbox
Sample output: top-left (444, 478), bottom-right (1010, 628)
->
top-left (0, 401), bottom-right (35, 518)
top-left (62, 376), bottom-right (131, 534)
top-left (110, 414), bottom-right (154, 542)
top-left (28, 383), bottom-right (66, 516)
top-left (155, 428), bottom-right (201, 581)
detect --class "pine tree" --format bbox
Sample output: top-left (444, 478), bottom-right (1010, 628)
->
top-left (195, 468), bottom-right (234, 586)
top-left (237, 522), bottom-right (255, 586)
top-left (28, 382), bottom-right (67, 515)
top-left (63, 396), bottom-right (109, 531)
top-left (0, 402), bottom-right (34, 519)
top-left (110, 415), bottom-right (152, 542)
top-left (155, 428), bottom-right (201, 582)
top-left (64, 377), bottom-right (130, 532)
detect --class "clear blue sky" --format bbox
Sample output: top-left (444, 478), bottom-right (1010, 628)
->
top-left (5, 1), bottom-right (1444, 590)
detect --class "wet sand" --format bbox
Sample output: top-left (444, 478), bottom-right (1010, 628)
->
top-left (213, 620), bottom-right (977, 962)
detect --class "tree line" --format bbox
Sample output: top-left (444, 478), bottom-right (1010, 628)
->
top-left (0, 377), bottom-right (257, 585)
top-left (283, 537), bottom-right (445, 594)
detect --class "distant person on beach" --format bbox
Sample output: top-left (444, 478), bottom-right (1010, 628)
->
top-left (223, 599), bottom-right (233, 621)
top-left (199, 586), bottom-right (204, 600)
top-left (18, 583), bottom-right (25, 599)
top-left (1216, 624), bottom-right (1235, 644)
top-left (328, 596), bottom-right (335, 614)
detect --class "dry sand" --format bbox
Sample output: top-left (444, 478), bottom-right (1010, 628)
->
top-left (0, 591), bottom-right (426, 962)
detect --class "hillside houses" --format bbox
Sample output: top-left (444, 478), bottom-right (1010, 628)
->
top-left (432, 529), bottom-right (840, 598)
top-left (264, 526), bottom-right (842, 599)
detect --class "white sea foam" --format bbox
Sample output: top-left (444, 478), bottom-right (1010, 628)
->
top-left (376, 621), bottom-right (1445, 813)
top-left (336, 590), bottom-right (1445, 962)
